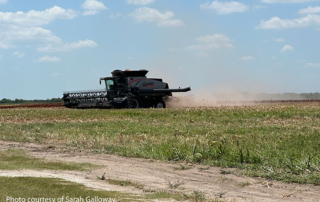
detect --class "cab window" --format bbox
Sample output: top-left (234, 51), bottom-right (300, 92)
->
top-left (105, 80), bottom-right (114, 91)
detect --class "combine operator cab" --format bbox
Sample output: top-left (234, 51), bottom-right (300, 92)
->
top-left (101, 78), bottom-right (124, 94)
top-left (63, 69), bottom-right (190, 109)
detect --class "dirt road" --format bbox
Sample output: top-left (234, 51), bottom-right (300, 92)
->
top-left (1, 141), bottom-right (319, 201)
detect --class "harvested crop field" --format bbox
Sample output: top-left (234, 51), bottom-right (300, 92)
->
top-left (1, 102), bottom-right (320, 201)
top-left (1, 99), bottom-right (320, 110)
top-left (0, 103), bottom-right (63, 109)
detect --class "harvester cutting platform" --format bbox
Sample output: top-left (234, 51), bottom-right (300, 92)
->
top-left (62, 69), bottom-right (191, 109)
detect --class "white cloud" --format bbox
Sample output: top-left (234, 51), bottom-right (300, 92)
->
top-left (272, 37), bottom-right (285, 42)
top-left (195, 52), bottom-right (209, 57)
top-left (252, 5), bottom-right (267, 10)
top-left (157, 19), bottom-right (184, 27)
top-left (38, 55), bottom-right (61, 62)
top-left (195, 34), bottom-right (231, 44)
top-left (304, 62), bottom-right (320, 67)
top-left (0, 6), bottom-right (97, 54)
top-left (81, 0), bottom-right (108, 16)
top-left (109, 13), bottom-right (123, 19)
top-left (0, 26), bottom-right (62, 49)
top-left (128, 7), bottom-right (184, 27)
top-left (37, 39), bottom-right (98, 52)
top-left (12, 51), bottom-right (24, 58)
top-left (0, 42), bottom-right (8, 49)
top-left (200, 1), bottom-right (249, 14)
top-left (281, 45), bottom-right (294, 52)
top-left (298, 6), bottom-right (320, 14)
top-left (261, 0), bottom-right (319, 3)
top-left (186, 34), bottom-right (233, 51)
top-left (241, 56), bottom-right (254, 60)
top-left (127, 0), bottom-right (155, 5)
top-left (0, 6), bottom-right (77, 27)
top-left (256, 14), bottom-right (320, 29)
top-left (52, 73), bottom-right (61, 76)
top-left (0, 0), bottom-right (7, 4)
top-left (296, 59), bottom-right (306, 62)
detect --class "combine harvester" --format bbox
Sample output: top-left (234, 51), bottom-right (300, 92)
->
top-left (62, 69), bottom-right (191, 109)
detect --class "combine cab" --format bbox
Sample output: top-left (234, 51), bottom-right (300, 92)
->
top-left (62, 69), bottom-right (190, 109)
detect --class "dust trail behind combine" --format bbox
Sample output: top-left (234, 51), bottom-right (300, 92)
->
top-left (165, 94), bottom-right (320, 108)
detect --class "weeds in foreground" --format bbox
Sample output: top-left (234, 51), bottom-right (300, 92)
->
top-left (219, 176), bottom-right (229, 182)
top-left (107, 179), bottom-right (144, 189)
top-left (0, 177), bottom-right (133, 201)
top-left (215, 192), bottom-right (226, 198)
top-left (220, 170), bottom-right (232, 175)
top-left (237, 182), bottom-right (251, 187)
top-left (174, 164), bottom-right (192, 170)
top-left (198, 166), bottom-right (210, 171)
top-left (1, 177), bottom-right (186, 202)
top-left (97, 173), bottom-right (106, 180)
top-left (168, 180), bottom-right (184, 189)
top-left (184, 191), bottom-right (206, 202)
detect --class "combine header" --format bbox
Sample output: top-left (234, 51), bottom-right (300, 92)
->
top-left (62, 69), bottom-right (190, 109)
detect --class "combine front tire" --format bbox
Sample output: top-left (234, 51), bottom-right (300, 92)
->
top-left (129, 97), bottom-right (141, 108)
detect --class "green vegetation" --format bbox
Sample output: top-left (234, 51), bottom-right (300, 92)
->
top-left (1, 103), bottom-right (320, 184)
top-left (0, 177), bottom-right (186, 202)
top-left (168, 180), bottom-right (184, 189)
top-left (183, 191), bottom-right (206, 202)
top-left (174, 164), bottom-right (193, 170)
top-left (237, 182), bottom-right (251, 187)
top-left (0, 149), bottom-right (96, 171)
top-left (107, 179), bottom-right (144, 189)
top-left (0, 177), bottom-right (126, 202)
top-left (220, 169), bottom-right (231, 175)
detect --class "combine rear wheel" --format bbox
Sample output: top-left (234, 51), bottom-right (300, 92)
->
top-left (154, 100), bottom-right (166, 108)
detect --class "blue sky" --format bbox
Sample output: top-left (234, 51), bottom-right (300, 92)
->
top-left (0, 0), bottom-right (320, 99)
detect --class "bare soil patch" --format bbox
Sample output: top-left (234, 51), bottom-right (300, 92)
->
top-left (1, 141), bottom-right (320, 201)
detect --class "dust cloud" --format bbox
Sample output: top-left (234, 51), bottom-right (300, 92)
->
top-left (165, 93), bottom-right (251, 108)
top-left (165, 92), bottom-right (306, 108)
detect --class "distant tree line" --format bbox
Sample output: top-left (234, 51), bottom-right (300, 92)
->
top-left (255, 92), bottom-right (320, 100)
top-left (244, 92), bottom-right (320, 100)
top-left (212, 92), bottom-right (320, 101)
top-left (0, 98), bottom-right (63, 104)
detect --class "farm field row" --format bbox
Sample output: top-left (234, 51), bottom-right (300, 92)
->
top-left (1, 103), bottom-right (320, 184)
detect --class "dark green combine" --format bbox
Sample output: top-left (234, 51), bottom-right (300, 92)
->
top-left (62, 69), bottom-right (190, 109)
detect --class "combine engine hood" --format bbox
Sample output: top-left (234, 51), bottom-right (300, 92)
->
top-left (128, 78), bottom-right (166, 89)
